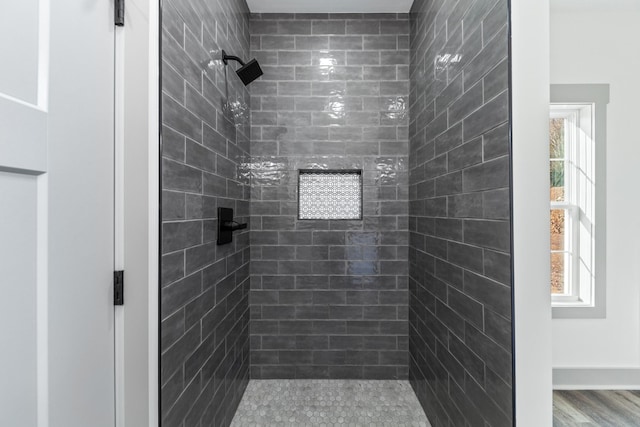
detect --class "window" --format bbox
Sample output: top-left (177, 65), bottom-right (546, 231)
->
top-left (549, 106), bottom-right (589, 301)
top-left (550, 84), bottom-right (609, 318)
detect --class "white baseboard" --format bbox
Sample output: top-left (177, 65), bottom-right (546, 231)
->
top-left (553, 368), bottom-right (640, 389)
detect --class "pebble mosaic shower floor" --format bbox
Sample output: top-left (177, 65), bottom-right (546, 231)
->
top-left (230, 380), bottom-right (431, 427)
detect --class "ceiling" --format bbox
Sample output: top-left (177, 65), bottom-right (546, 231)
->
top-left (246, 0), bottom-right (416, 13)
top-left (551, 0), bottom-right (640, 10)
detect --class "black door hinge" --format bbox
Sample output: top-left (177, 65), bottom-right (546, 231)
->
top-left (114, 270), bottom-right (124, 305)
top-left (115, 0), bottom-right (125, 26)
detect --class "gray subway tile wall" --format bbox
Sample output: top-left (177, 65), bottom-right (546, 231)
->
top-left (160, 0), bottom-right (251, 426)
top-left (159, 1), bottom-right (515, 425)
top-left (249, 13), bottom-right (411, 380)
top-left (408, 0), bottom-right (513, 426)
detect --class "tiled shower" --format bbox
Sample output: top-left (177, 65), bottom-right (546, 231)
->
top-left (160, 0), bottom-right (513, 426)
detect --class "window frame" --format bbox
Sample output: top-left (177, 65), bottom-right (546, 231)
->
top-left (549, 108), bottom-right (582, 303)
top-left (550, 84), bottom-right (609, 319)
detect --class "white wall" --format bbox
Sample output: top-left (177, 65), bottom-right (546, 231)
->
top-left (116, 0), bottom-right (159, 424)
top-left (511, 0), bottom-right (554, 423)
top-left (551, 2), bottom-right (640, 381)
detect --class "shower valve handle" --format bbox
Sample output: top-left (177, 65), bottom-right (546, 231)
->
top-left (221, 221), bottom-right (247, 232)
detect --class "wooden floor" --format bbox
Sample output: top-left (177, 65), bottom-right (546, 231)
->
top-left (554, 390), bottom-right (640, 426)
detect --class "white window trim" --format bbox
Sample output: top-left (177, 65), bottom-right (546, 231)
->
top-left (550, 84), bottom-right (609, 319)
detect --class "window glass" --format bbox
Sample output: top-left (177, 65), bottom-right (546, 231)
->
top-left (549, 118), bottom-right (565, 202)
top-left (551, 252), bottom-right (565, 295)
top-left (550, 208), bottom-right (565, 251)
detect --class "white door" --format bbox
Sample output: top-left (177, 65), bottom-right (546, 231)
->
top-left (0, 1), bottom-right (116, 426)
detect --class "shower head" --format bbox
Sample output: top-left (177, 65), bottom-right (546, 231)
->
top-left (222, 50), bottom-right (263, 86)
top-left (235, 59), bottom-right (263, 86)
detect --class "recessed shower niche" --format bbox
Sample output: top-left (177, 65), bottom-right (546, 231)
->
top-left (298, 170), bottom-right (363, 220)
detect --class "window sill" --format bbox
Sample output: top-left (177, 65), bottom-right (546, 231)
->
top-left (552, 296), bottom-right (590, 307)
top-left (552, 301), bottom-right (605, 319)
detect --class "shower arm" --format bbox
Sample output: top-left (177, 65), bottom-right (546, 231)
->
top-left (222, 50), bottom-right (246, 67)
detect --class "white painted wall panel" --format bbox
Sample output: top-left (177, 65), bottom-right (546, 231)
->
top-left (0, 172), bottom-right (38, 427)
top-left (0, 0), bottom-right (39, 103)
top-left (511, 0), bottom-right (554, 423)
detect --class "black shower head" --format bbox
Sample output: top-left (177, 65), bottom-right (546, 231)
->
top-left (222, 50), bottom-right (263, 86)
top-left (235, 59), bottom-right (263, 86)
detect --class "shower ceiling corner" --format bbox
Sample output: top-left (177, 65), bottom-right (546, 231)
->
top-left (246, 0), bottom-right (415, 13)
